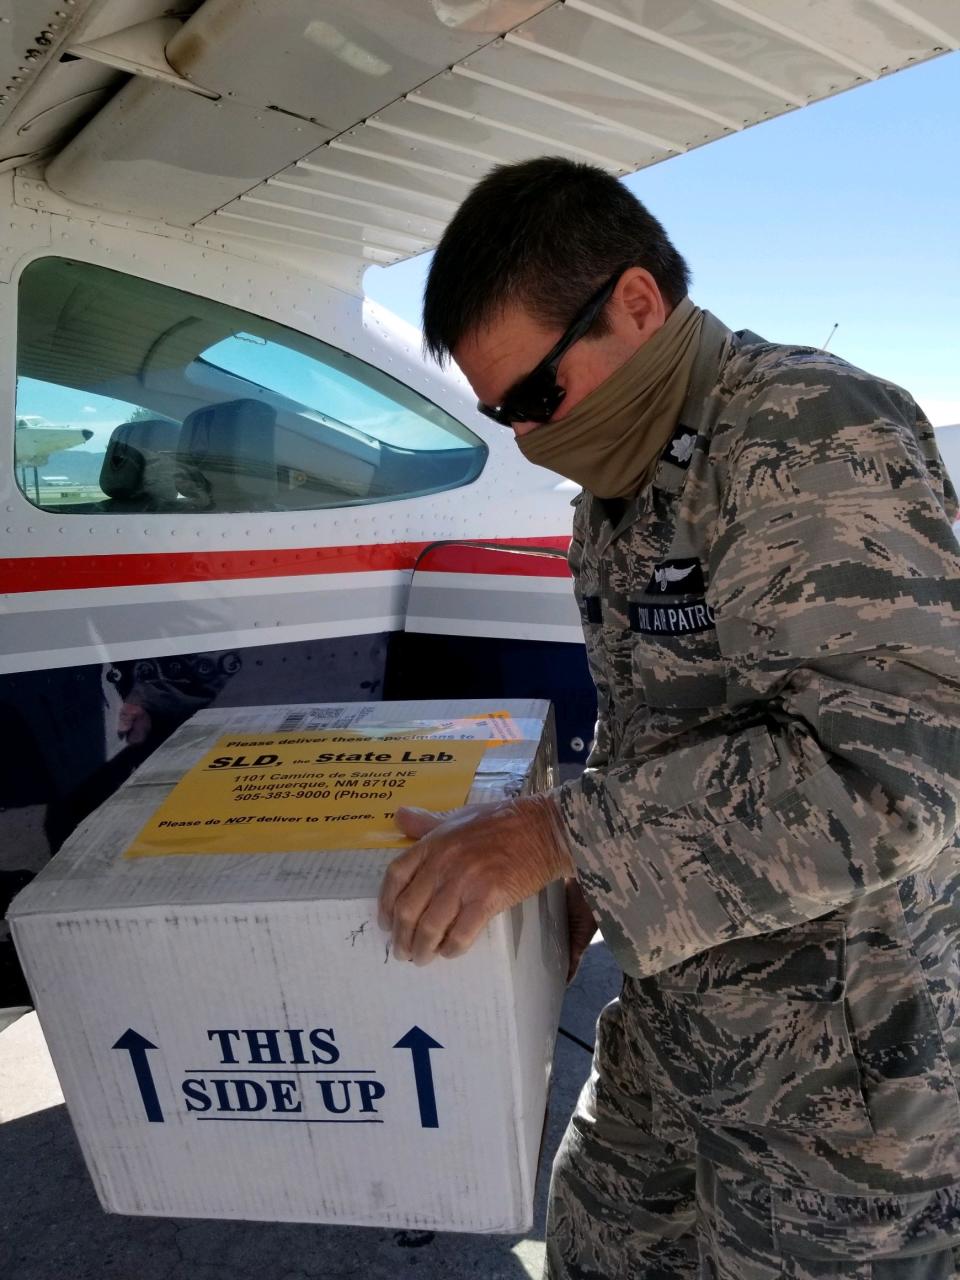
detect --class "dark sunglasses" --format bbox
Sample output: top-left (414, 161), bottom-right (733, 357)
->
top-left (477, 266), bottom-right (628, 427)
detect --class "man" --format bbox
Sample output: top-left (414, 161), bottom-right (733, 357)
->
top-left (378, 157), bottom-right (960, 1276)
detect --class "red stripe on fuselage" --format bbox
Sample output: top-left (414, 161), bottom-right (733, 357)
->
top-left (413, 543), bottom-right (572, 578)
top-left (0, 537), bottom-right (572, 593)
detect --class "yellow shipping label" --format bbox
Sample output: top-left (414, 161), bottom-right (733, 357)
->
top-left (125, 731), bottom-right (490, 858)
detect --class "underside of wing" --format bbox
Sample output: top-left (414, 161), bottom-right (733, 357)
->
top-left (1, 0), bottom-right (956, 288)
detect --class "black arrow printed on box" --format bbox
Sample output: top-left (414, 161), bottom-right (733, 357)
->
top-left (393, 1026), bottom-right (443, 1129)
top-left (113, 1029), bottom-right (164, 1123)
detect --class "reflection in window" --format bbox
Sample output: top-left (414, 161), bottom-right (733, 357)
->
top-left (15, 258), bottom-right (487, 514)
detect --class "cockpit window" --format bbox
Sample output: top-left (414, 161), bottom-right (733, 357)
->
top-left (14, 257), bottom-right (486, 514)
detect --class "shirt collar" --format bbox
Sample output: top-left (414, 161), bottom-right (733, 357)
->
top-left (651, 309), bottom-right (733, 495)
top-left (579, 309), bottom-right (735, 550)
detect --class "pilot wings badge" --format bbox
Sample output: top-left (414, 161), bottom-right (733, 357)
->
top-left (642, 557), bottom-right (706, 598)
top-left (654, 564), bottom-right (694, 591)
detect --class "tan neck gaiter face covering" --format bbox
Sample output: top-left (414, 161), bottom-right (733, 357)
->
top-left (516, 296), bottom-right (704, 498)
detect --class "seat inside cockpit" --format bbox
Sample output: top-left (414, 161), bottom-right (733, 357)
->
top-left (14, 256), bottom-right (487, 517)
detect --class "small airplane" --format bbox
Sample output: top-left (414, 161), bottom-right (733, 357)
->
top-left (14, 416), bottom-right (94, 504)
top-left (15, 418), bottom-right (95, 467)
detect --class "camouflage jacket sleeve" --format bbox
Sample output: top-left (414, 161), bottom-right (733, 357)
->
top-left (559, 366), bottom-right (960, 978)
top-left (569, 500), bottom-right (615, 771)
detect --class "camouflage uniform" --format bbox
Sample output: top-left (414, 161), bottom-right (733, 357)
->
top-left (548, 311), bottom-right (960, 1277)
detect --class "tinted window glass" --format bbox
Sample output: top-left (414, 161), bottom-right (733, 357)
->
top-left (15, 257), bottom-right (486, 513)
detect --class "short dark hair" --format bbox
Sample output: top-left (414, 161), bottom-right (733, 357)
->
top-left (422, 156), bottom-right (691, 367)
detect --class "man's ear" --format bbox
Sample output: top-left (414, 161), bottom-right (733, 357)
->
top-left (615, 267), bottom-right (667, 340)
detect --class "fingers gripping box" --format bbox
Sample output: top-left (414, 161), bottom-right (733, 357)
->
top-left (9, 700), bottom-right (568, 1231)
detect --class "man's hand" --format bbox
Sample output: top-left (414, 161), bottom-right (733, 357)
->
top-left (118, 702), bottom-right (151, 744)
top-left (378, 794), bottom-right (575, 966)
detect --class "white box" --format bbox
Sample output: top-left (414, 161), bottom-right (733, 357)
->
top-left (10, 699), bottom-right (567, 1231)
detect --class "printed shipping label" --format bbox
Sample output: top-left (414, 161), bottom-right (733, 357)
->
top-left (272, 710), bottom-right (526, 744)
top-left (125, 731), bottom-right (489, 857)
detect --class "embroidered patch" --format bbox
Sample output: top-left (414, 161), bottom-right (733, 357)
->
top-left (643, 557), bottom-right (706, 597)
top-left (580, 595), bottom-right (602, 624)
top-left (629, 600), bottom-right (716, 635)
top-left (663, 423), bottom-right (697, 469)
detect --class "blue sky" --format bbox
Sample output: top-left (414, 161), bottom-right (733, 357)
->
top-left (365, 51), bottom-right (960, 426)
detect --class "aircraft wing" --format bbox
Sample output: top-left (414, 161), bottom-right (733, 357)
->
top-left (1, 1), bottom-right (957, 289)
top-left (15, 426), bottom-right (94, 468)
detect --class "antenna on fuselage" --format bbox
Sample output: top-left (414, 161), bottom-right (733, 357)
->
top-left (820, 322), bottom-right (839, 351)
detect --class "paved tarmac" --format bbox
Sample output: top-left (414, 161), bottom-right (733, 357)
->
top-left (0, 937), bottom-right (620, 1280)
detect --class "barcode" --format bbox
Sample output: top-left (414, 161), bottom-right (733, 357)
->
top-left (279, 706), bottom-right (355, 732)
top-left (308, 709), bottom-right (356, 729)
top-left (277, 712), bottom-right (306, 732)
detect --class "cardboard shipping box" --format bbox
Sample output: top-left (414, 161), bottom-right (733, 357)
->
top-left (10, 699), bottom-right (568, 1231)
